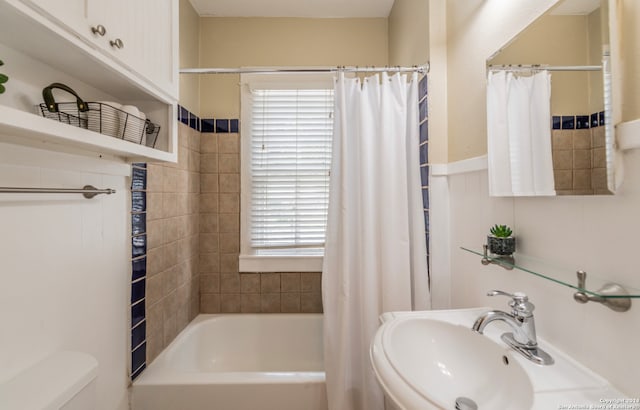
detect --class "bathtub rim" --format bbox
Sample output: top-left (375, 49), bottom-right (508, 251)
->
top-left (133, 313), bottom-right (326, 387)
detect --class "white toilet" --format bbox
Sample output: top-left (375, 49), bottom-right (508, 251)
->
top-left (0, 351), bottom-right (98, 409)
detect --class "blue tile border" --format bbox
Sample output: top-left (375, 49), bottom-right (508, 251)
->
top-left (130, 163), bottom-right (147, 381)
top-left (178, 105), bottom-right (240, 133)
top-left (554, 112), bottom-right (605, 130)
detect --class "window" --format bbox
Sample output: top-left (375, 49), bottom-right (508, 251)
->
top-left (240, 73), bottom-right (334, 272)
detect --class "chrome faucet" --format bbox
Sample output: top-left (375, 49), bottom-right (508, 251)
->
top-left (472, 290), bottom-right (554, 365)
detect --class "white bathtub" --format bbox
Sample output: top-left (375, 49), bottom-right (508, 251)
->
top-left (132, 314), bottom-right (327, 410)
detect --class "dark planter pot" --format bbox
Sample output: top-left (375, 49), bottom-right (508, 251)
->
top-left (487, 236), bottom-right (516, 255)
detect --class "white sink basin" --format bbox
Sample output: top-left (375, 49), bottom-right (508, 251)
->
top-left (371, 308), bottom-right (627, 410)
top-left (378, 317), bottom-right (533, 409)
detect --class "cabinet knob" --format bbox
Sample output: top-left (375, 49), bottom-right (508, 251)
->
top-left (110, 38), bottom-right (124, 49)
top-left (91, 25), bottom-right (106, 37)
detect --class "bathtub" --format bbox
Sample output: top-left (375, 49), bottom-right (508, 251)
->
top-left (132, 314), bottom-right (327, 410)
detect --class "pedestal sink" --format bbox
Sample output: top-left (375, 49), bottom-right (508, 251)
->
top-left (373, 317), bottom-right (533, 409)
top-left (371, 308), bottom-right (629, 410)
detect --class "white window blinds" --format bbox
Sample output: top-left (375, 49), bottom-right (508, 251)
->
top-left (249, 88), bottom-right (334, 255)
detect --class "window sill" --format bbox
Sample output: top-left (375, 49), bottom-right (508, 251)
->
top-left (239, 255), bottom-right (323, 272)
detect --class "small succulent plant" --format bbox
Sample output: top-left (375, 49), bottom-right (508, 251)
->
top-left (0, 59), bottom-right (8, 94)
top-left (489, 224), bottom-right (513, 238)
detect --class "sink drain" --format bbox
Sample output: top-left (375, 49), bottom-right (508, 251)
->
top-left (455, 396), bottom-right (478, 410)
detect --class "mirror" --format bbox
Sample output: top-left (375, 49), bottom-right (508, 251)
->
top-left (487, 0), bottom-right (615, 196)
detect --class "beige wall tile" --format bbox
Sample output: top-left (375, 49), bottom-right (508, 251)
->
top-left (241, 273), bottom-right (260, 293)
top-left (178, 169), bottom-right (189, 190)
top-left (261, 273), bottom-right (281, 293)
top-left (165, 217), bottom-right (180, 244)
top-left (163, 312), bottom-right (178, 346)
top-left (200, 233), bottom-right (219, 253)
top-left (163, 265), bottom-right (179, 297)
top-left (261, 293), bottom-right (281, 313)
top-left (201, 173), bottom-right (219, 193)
top-left (219, 233), bottom-right (239, 253)
top-left (146, 320), bottom-right (164, 363)
top-left (592, 168), bottom-right (608, 190)
top-left (573, 169), bottom-right (591, 190)
top-left (301, 292), bottom-right (323, 313)
top-left (592, 147), bottom-right (606, 168)
top-left (147, 164), bottom-right (164, 192)
top-left (163, 193), bottom-right (178, 218)
top-left (178, 145), bottom-right (189, 170)
top-left (189, 150), bottom-right (201, 173)
top-left (201, 293), bottom-right (220, 313)
top-left (554, 170), bottom-right (573, 191)
top-left (219, 214), bottom-right (239, 233)
top-left (147, 193), bottom-right (163, 220)
top-left (201, 134), bottom-right (218, 153)
top-left (301, 272), bottom-right (322, 292)
top-left (552, 149), bottom-right (573, 170)
top-left (218, 134), bottom-right (239, 153)
top-left (163, 166), bottom-right (179, 192)
top-left (146, 272), bottom-right (164, 305)
top-left (281, 292), bottom-right (301, 313)
top-left (177, 193), bottom-right (189, 216)
top-left (146, 247), bottom-right (166, 277)
top-left (281, 273), bottom-right (301, 292)
top-left (201, 153), bottom-right (219, 174)
top-left (552, 130), bottom-right (572, 150)
top-left (200, 274), bottom-right (220, 293)
top-left (146, 219), bottom-right (164, 250)
top-left (219, 174), bottom-right (240, 193)
top-left (573, 130), bottom-right (591, 149)
top-left (218, 153), bottom-right (239, 173)
top-left (200, 213), bottom-right (219, 233)
top-left (200, 252), bottom-right (220, 273)
top-left (241, 293), bottom-right (261, 313)
top-left (164, 243), bottom-right (179, 269)
top-left (189, 172), bottom-right (200, 193)
top-left (573, 150), bottom-right (591, 170)
top-left (592, 126), bottom-right (605, 148)
top-left (219, 193), bottom-right (239, 213)
top-left (221, 293), bottom-right (241, 313)
top-left (220, 253), bottom-right (239, 273)
top-left (200, 193), bottom-right (219, 213)
top-left (221, 273), bottom-right (241, 293)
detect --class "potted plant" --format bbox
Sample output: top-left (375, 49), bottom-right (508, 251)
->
top-left (0, 59), bottom-right (8, 94)
top-left (487, 224), bottom-right (515, 255)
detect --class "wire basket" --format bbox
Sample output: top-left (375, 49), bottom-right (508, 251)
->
top-left (38, 83), bottom-right (160, 148)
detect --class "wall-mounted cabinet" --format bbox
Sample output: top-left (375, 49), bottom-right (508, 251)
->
top-left (0, 0), bottom-right (178, 163)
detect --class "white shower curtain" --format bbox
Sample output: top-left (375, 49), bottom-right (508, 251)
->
top-left (322, 72), bottom-right (430, 410)
top-left (487, 70), bottom-right (556, 196)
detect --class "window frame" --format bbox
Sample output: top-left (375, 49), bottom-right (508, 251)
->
top-left (239, 72), bottom-right (335, 272)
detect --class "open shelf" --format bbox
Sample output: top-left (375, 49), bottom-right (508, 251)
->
top-left (461, 247), bottom-right (640, 299)
top-left (0, 105), bottom-right (176, 163)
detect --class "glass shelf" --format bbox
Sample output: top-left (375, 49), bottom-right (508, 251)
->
top-left (460, 247), bottom-right (640, 299)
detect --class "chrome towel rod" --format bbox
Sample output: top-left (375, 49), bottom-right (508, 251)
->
top-left (488, 64), bottom-right (602, 72)
top-left (0, 185), bottom-right (116, 199)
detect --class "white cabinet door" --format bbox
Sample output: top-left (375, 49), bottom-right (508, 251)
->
top-left (26, 0), bottom-right (88, 35)
top-left (20, 0), bottom-right (177, 100)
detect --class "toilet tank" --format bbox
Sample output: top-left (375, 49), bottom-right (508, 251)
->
top-left (0, 351), bottom-right (98, 410)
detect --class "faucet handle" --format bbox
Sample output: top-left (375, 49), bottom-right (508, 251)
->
top-left (487, 290), bottom-right (535, 316)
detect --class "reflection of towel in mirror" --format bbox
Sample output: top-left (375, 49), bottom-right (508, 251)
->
top-left (486, 70), bottom-right (556, 197)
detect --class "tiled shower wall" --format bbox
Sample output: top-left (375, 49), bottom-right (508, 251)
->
top-left (196, 125), bottom-right (324, 314)
top-left (551, 113), bottom-right (609, 195)
top-left (144, 123), bottom-right (201, 363)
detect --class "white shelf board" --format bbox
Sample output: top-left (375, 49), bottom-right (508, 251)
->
top-left (0, 105), bottom-right (176, 163)
top-left (617, 118), bottom-right (640, 151)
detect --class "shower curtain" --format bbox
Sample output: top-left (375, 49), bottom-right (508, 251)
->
top-left (486, 70), bottom-right (555, 196)
top-left (322, 72), bottom-right (430, 410)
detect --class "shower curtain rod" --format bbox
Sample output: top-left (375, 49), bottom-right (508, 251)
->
top-left (488, 64), bottom-right (602, 72)
top-left (180, 63), bottom-right (430, 75)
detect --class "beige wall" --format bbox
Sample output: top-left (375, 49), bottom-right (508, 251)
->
top-left (489, 15), bottom-right (591, 114)
top-left (198, 17), bottom-right (388, 117)
top-left (179, 0), bottom-right (200, 115)
top-left (621, 0), bottom-right (640, 121)
top-left (588, 8), bottom-right (604, 113)
top-left (444, 0), bottom-right (560, 162)
top-left (388, 0), bottom-right (429, 66)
